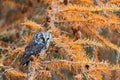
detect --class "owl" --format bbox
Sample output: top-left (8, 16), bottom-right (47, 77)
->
top-left (20, 32), bottom-right (52, 66)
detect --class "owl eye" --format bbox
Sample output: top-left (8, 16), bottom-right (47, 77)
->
top-left (47, 38), bottom-right (49, 40)
top-left (40, 37), bottom-right (45, 41)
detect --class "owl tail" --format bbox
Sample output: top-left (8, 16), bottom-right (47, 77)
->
top-left (20, 52), bottom-right (30, 67)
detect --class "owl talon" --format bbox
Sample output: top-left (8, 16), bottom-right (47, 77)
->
top-left (30, 55), bottom-right (35, 62)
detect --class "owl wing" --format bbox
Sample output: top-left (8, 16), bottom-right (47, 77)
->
top-left (20, 41), bottom-right (45, 66)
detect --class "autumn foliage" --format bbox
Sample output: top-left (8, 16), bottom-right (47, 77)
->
top-left (0, 0), bottom-right (120, 80)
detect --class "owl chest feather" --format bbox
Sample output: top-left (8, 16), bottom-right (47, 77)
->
top-left (20, 42), bottom-right (45, 65)
top-left (25, 41), bottom-right (45, 55)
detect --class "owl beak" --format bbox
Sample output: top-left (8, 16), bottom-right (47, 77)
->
top-left (44, 42), bottom-right (47, 48)
top-left (44, 41), bottom-right (47, 45)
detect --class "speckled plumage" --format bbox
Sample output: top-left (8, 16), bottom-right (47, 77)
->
top-left (20, 32), bottom-right (52, 66)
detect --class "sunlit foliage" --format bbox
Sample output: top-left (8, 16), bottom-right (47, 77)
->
top-left (0, 0), bottom-right (120, 80)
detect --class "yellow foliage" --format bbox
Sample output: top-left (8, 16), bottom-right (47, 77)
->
top-left (5, 69), bottom-right (27, 78)
top-left (75, 38), bottom-right (103, 47)
top-left (109, 0), bottom-right (120, 4)
top-left (88, 27), bottom-right (120, 53)
top-left (22, 20), bottom-right (43, 31)
top-left (60, 4), bottom-right (120, 12)
top-left (0, 0), bottom-right (120, 80)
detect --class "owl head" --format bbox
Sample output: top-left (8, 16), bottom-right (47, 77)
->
top-left (33, 32), bottom-right (52, 48)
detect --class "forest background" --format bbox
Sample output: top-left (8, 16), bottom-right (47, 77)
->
top-left (0, 0), bottom-right (120, 80)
